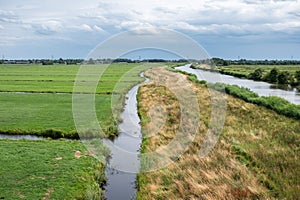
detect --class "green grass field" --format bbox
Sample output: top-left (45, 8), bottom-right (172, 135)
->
top-left (0, 63), bottom-right (153, 137)
top-left (0, 63), bottom-right (145, 94)
top-left (0, 93), bottom-right (111, 132)
top-left (0, 139), bottom-right (108, 199)
top-left (0, 62), bottom-right (156, 199)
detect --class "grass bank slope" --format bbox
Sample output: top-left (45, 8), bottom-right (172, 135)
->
top-left (137, 67), bottom-right (299, 200)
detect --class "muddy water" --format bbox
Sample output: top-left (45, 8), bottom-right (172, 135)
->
top-left (103, 75), bottom-right (148, 200)
top-left (177, 64), bottom-right (300, 105)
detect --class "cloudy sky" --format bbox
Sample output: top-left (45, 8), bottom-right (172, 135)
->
top-left (0, 0), bottom-right (300, 59)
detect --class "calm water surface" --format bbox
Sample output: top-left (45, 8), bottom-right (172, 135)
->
top-left (177, 65), bottom-right (300, 105)
top-left (0, 134), bottom-right (43, 140)
top-left (103, 75), bottom-right (148, 200)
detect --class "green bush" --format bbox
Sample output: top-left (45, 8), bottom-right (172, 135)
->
top-left (188, 74), bottom-right (207, 85)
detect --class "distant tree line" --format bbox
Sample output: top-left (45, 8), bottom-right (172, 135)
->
top-left (212, 58), bottom-right (300, 66)
top-left (0, 58), bottom-right (189, 65)
top-left (248, 68), bottom-right (300, 86)
top-left (0, 58), bottom-right (84, 65)
top-left (2, 57), bottom-right (300, 66)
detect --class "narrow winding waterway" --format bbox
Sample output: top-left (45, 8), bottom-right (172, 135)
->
top-left (103, 75), bottom-right (148, 200)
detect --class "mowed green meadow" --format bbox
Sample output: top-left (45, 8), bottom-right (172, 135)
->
top-left (0, 63), bottom-right (144, 94)
top-left (0, 93), bottom-right (111, 133)
top-left (0, 139), bottom-right (108, 200)
top-left (0, 63), bottom-right (154, 199)
top-left (0, 63), bottom-right (151, 135)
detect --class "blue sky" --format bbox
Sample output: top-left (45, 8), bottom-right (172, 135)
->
top-left (0, 0), bottom-right (300, 60)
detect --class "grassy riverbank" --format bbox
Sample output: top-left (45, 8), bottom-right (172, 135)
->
top-left (180, 69), bottom-right (300, 120)
top-left (137, 67), bottom-right (300, 199)
top-left (218, 65), bottom-right (299, 78)
top-left (216, 65), bottom-right (300, 87)
top-left (191, 64), bottom-right (300, 90)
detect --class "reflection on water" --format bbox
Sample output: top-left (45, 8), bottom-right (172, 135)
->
top-left (0, 134), bottom-right (43, 140)
top-left (177, 65), bottom-right (300, 105)
top-left (103, 73), bottom-right (149, 200)
top-left (269, 84), bottom-right (295, 91)
top-left (103, 83), bottom-right (141, 200)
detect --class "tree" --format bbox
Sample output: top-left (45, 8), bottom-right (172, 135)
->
top-left (266, 68), bottom-right (279, 83)
top-left (277, 71), bottom-right (290, 84)
top-left (296, 71), bottom-right (300, 85)
top-left (41, 60), bottom-right (53, 65)
top-left (249, 68), bottom-right (263, 81)
top-left (87, 58), bottom-right (95, 64)
top-left (58, 58), bottom-right (65, 64)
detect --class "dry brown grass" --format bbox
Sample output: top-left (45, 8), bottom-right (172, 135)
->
top-left (139, 84), bottom-right (180, 152)
top-left (138, 66), bottom-right (300, 199)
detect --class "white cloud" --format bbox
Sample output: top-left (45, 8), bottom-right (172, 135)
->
top-left (74, 24), bottom-right (107, 33)
top-left (34, 20), bottom-right (63, 35)
top-left (117, 21), bottom-right (154, 30)
top-left (78, 24), bottom-right (93, 32)
top-left (90, 0), bottom-right (300, 35)
top-left (2, 0), bottom-right (300, 37)
top-left (93, 25), bottom-right (105, 33)
top-left (266, 21), bottom-right (300, 32)
top-left (0, 10), bottom-right (20, 23)
top-left (1, 0), bottom-right (300, 58)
